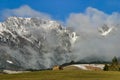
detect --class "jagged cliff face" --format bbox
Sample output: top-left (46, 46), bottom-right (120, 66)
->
top-left (0, 17), bottom-right (78, 70)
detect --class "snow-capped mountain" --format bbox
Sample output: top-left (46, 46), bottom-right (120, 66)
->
top-left (0, 17), bottom-right (78, 70)
top-left (98, 24), bottom-right (114, 36)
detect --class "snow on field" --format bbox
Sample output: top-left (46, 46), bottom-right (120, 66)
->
top-left (3, 70), bottom-right (30, 74)
top-left (71, 64), bottom-right (105, 70)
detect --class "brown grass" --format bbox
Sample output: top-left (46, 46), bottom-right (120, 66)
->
top-left (0, 70), bottom-right (120, 80)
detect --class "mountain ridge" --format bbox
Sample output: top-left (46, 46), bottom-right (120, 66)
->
top-left (0, 17), bottom-right (78, 70)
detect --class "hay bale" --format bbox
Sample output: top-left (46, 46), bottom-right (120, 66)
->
top-left (52, 66), bottom-right (63, 70)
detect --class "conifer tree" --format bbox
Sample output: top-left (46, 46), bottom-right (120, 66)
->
top-left (103, 64), bottom-right (109, 71)
top-left (112, 56), bottom-right (118, 65)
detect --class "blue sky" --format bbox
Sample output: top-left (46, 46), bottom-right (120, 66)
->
top-left (0, 0), bottom-right (120, 21)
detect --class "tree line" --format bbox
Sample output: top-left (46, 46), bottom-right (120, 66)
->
top-left (104, 56), bottom-right (120, 71)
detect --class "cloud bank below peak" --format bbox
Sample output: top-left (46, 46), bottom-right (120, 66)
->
top-left (66, 7), bottom-right (120, 61)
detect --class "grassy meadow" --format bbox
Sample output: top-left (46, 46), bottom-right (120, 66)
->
top-left (0, 70), bottom-right (120, 80)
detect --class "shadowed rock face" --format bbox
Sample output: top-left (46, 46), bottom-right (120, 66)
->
top-left (0, 17), bottom-right (77, 70)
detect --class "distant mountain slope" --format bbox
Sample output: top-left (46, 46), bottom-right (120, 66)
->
top-left (0, 17), bottom-right (78, 70)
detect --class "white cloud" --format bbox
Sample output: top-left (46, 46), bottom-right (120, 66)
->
top-left (67, 7), bottom-right (120, 34)
top-left (66, 7), bottom-right (120, 61)
top-left (67, 7), bottom-right (108, 33)
top-left (2, 5), bottom-right (51, 20)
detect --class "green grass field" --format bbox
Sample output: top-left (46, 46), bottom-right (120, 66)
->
top-left (0, 70), bottom-right (120, 80)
